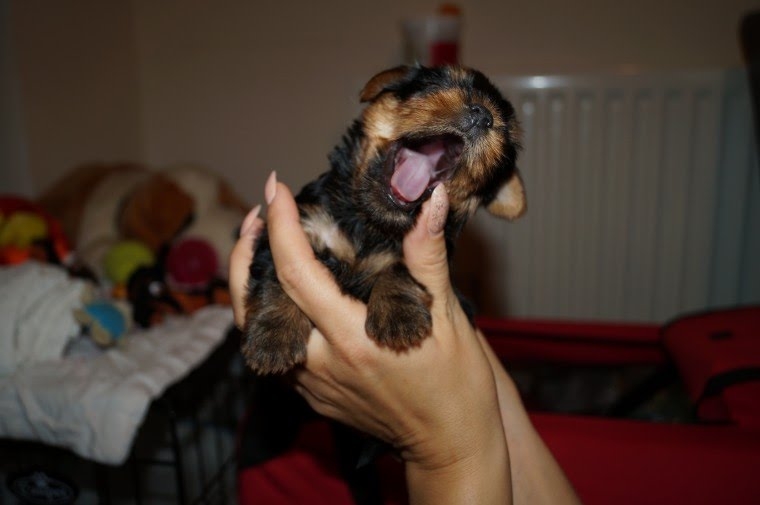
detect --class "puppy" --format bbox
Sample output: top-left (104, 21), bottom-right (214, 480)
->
top-left (243, 65), bottom-right (525, 374)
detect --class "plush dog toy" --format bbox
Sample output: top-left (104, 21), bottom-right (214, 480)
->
top-left (36, 163), bottom-right (194, 278)
top-left (37, 164), bottom-right (248, 282)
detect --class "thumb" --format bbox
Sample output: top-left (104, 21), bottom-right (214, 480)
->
top-left (402, 184), bottom-right (453, 302)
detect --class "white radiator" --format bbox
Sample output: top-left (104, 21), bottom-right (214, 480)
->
top-left (456, 69), bottom-right (760, 323)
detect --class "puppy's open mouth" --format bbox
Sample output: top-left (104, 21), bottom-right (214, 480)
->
top-left (388, 134), bottom-right (464, 207)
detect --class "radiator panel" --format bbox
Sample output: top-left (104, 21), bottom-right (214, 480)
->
top-left (455, 70), bottom-right (759, 322)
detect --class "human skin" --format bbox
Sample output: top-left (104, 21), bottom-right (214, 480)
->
top-left (230, 171), bottom-right (581, 505)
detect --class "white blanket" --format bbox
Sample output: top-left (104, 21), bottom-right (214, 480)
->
top-left (0, 304), bottom-right (233, 465)
top-left (0, 262), bottom-right (91, 375)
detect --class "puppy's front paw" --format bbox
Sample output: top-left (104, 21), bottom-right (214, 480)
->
top-left (243, 320), bottom-right (309, 374)
top-left (242, 287), bottom-right (312, 374)
top-left (365, 265), bottom-right (433, 350)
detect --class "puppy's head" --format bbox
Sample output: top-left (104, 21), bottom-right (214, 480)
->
top-left (354, 65), bottom-right (525, 233)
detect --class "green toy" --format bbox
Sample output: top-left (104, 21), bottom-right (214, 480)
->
top-left (0, 212), bottom-right (48, 248)
top-left (103, 240), bottom-right (155, 285)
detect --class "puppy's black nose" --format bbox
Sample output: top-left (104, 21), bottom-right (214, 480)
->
top-left (461, 104), bottom-right (493, 132)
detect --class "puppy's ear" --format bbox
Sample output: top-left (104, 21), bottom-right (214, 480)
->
top-left (486, 169), bottom-right (527, 220)
top-left (360, 66), bottom-right (414, 102)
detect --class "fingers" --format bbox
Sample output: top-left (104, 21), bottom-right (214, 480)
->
top-left (265, 172), bottom-right (365, 337)
top-left (403, 184), bottom-right (454, 303)
top-left (230, 204), bottom-right (262, 329)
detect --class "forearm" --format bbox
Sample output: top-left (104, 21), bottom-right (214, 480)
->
top-left (477, 332), bottom-right (582, 505)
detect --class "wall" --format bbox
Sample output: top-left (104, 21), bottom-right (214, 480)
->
top-left (9, 0), bottom-right (141, 193)
top-left (128, 0), bottom-right (759, 203)
top-left (0, 0), bottom-right (31, 195)
top-left (8, 0), bottom-right (757, 197)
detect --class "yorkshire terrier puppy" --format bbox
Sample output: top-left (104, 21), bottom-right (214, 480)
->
top-left (243, 65), bottom-right (526, 374)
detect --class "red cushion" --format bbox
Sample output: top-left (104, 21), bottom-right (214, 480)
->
top-left (478, 316), bottom-right (665, 365)
top-left (723, 381), bottom-right (760, 427)
top-left (662, 306), bottom-right (760, 425)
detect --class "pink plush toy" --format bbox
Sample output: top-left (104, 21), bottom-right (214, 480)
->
top-left (165, 236), bottom-right (219, 292)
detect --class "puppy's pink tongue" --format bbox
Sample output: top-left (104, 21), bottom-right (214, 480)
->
top-left (391, 148), bottom-right (432, 201)
top-left (391, 145), bottom-right (444, 202)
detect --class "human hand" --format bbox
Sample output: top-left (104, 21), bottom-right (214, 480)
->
top-left (230, 172), bottom-right (510, 503)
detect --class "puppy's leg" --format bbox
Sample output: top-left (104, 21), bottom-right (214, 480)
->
top-left (242, 281), bottom-right (312, 374)
top-left (365, 263), bottom-right (433, 349)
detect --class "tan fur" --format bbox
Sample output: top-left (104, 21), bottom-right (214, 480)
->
top-left (487, 171), bottom-right (527, 220)
top-left (357, 251), bottom-right (397, 278)
top-left (359, 66), bottom-right (411, 103)
top-left (301, 207), bottom-right (356, 263)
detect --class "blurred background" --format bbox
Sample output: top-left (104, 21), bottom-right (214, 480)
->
top-left (2, 0), bottom-right (758, 323)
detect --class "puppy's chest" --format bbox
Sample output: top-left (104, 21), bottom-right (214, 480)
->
top-left (300, 206), bottom-right (400, 302)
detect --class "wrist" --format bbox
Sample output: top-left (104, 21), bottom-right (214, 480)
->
top-left (404, 417), bottom-right (511, 504)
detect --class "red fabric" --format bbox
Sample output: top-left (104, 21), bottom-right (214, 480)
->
top-left (237, 421), bottom-right (354, 505)
top-left (533, 413), bottom-right (760, 505)
top-left (478, 316), bottom-right (665, 365)
top-left (238, 414), bottom-right (760, 505)
top-left (662, 306), bottom-right (760, 424)
top-left (430, 42), bottom-right (458, 66)
top-left (722, 381), bottom-right (760, 427)
top-left (237, 421), bottom-right (406, 505)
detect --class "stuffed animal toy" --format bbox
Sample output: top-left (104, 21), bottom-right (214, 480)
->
top-left (36, 164), bottom-right (248, 282)
top-left (73, 300), bottom-right (132, 347)
top-left (38, 164), bottom-right (193, 278)
top-left (0, 212), bottom-right (47, 248)
top-left (103, 240), bottom-right (156, 286)
top-left (165, 236), bottom-right (219, 292)
top-left (0, 196), bottom-right (72, 265)
top-left (36, 164), bottom-right (194, 279)
top-left (162, 165), bottom-right (249, 279)
top-left (127, 263), bottom-right (231, 328)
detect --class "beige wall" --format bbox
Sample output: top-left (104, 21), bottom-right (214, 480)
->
top-left (10, 1), bottom-right (141, 193)
top-left (9, 0), bottom-right (758, 200)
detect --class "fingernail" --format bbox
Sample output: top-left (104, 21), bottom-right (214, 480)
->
top-left (265, 171), bottom-right (278, 204)
top-left (239, 204), bottom-right (262, 237)
top-left (428, 184), bottom-right (449, 235)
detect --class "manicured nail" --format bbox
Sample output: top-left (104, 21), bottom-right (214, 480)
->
top-left (240, 204), bottom-right (262, 237)
top-left (265, 171), bottom-right (278, 204)
top-left (428, 184), bottom-right (449, 235)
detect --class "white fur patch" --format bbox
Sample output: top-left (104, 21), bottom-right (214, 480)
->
top-left (301, 208), bottom-right (356, 262)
